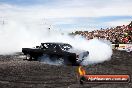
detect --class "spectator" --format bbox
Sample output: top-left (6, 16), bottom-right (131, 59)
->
top-left (72, 21), bottom-right (132, 44)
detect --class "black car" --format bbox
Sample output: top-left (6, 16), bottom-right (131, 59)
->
top-left (22, 42), bottom-right (89, 66)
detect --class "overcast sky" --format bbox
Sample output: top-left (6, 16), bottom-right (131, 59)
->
top-left (0, 0), bottom-right (132, 32)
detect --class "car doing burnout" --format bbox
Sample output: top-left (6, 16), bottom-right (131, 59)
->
top-left (22, 42), bottom-right (89, 66)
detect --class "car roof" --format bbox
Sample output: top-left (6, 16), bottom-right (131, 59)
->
top-left (41, 42), bottom-right (71, 45)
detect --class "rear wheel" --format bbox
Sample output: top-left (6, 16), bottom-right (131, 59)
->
top-left (64, 55), bottom-right (79, 66)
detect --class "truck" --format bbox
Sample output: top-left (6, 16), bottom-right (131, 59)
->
top-left (22, 42), bottom-right (89, 66)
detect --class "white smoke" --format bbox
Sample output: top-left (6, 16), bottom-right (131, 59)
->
top-left (63, 36), bottom-right (113, 65)
top-left (80, 39), bottom-right (112, 65)
top-left (38, 54), bottom-right (64, 65)
top-left (0, 4), bottom-right (113, 65)
top-left (0, 18), bottom-right (112, 65)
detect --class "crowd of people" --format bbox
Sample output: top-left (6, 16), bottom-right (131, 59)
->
top-left (72, 21), bottom-right (132, 44)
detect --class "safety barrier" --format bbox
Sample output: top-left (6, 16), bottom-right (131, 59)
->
top-left (112, 44), bottom-right (132, 52)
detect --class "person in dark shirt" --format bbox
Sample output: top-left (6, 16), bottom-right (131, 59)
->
top-left (114, 38), bottom-right (119, 49)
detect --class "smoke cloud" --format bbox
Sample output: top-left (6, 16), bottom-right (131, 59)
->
top-left (0, 16), bottom-right (112, 65)
top-left (80, 39), bottom-right (112, 65)
top-left (38, 54), bottom-right (64, 65)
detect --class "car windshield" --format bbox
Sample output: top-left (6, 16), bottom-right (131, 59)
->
top-left (59, 44), bottom-right (72, 51)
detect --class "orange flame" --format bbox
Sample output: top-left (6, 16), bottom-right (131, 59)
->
top-left (78, 66), bottom-right (86, 76)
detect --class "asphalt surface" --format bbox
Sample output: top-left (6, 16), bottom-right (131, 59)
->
top-left (0, 50), bottom-right (131, 88)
